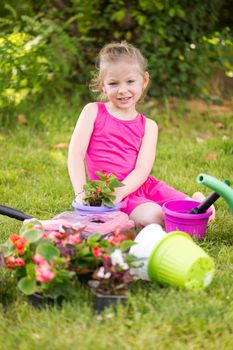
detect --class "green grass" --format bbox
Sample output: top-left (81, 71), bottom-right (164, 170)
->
top-left (0, 98), bottom-right (233, 350)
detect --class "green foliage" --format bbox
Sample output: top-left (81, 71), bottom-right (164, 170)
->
top-left (17, 276), bottom-right (36, 295)
top-left (35, 242), bottom-right (60, 263)
top-left (0, 0), bottom-right (232, 111)
top-left (0, 32), bottom-right (52, 108)
top-left (0, 4), bottom-right (77, 111)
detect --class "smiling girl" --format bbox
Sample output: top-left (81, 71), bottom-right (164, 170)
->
top-left (68, 42), bottom-right (213, 227)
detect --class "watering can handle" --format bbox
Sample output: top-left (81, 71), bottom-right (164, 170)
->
top-left (188, 180), bottom-right (231, 214)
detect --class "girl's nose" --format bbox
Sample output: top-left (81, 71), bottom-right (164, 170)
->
top-left (118, 83), bottom-right (127, 94)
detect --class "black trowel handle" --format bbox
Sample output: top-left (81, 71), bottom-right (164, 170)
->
top-left (0, 205), bottom-right (33, 221)
top-left (188, 192), bottom-right (220, 214)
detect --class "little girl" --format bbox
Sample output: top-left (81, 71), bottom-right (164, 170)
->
top-left (68, 42), bottom-right (213, 227)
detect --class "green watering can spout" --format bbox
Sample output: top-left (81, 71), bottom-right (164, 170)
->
top-left (197, 174), bottom-right (233, 214)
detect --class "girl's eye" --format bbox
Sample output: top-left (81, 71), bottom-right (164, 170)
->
top-left (128, 80), bottom-right (135, 84)
top-left (109, 82), bottom-right (117, 86)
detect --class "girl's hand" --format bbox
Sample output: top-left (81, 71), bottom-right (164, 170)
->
top-left (75, 192), bottom-right (85, 205)
top-left (113, 188), bottom-right (125, 204)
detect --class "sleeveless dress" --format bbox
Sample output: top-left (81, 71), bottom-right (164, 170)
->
top-left (85, 102), bottom-right (186, 215)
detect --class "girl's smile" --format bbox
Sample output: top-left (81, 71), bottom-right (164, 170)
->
top-left (102, 60), bottom-right (149, 115)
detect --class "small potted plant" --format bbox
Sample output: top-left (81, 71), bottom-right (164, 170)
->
top-left (72, 171), bottom-right (124, 212)
top-left (0, 221), bottom-right (79, 307)
top-left (87, 229), bottom-right (140, 312)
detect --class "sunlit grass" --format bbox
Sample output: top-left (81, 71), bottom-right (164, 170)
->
top-left (0, 98), bottom-right (233, 349)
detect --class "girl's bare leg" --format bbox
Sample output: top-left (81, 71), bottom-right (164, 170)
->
top-left (129, 202), bottom-right (164, 228)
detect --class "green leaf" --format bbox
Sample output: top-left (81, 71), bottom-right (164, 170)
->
top-left (120, 240), bottom-right (135, 252)
top-left (95, 171), bottom-right (106, 181)
top-left (110, 179), bottom-right (125, 187)
top-left (0, 242), bottom-right (14, 257)
top-left (87, 233), bottom-right (101, 244)
top-left (102, 187), bottom-right (111, 194)
top-left (36, 243), bottom-right (60, 263)
top-left (168, 8), bottom-right (175, 17)
top-left (111, 9), bottom-right (125, 22)
top-left (44, 280), bottom-right (76, 299)
top-left (17, 277), bottom-right (36, 295)
top-left (20, 220), bottom-right (44, 235)
top-left (26, 263), bottom-right (36, 278)
top-left (22, 229), bottom-right (43, 243)
top-left (102, 198), bottom-right (115, 207)
top-left (55, 269), bottom-right (75, 279)
top-left (77, 247), bottom-right (90, 258)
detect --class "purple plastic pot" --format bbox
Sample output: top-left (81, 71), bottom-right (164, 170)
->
top-left (162, 200), bottom-right (212, 240)
top-left (72, 201), bottom-right (120, 213)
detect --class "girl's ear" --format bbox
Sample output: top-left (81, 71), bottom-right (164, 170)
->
top-left (143, 72), bottom-right (150, 90)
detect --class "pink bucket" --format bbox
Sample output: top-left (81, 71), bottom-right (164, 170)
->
top-left (162, 200), bottom-right (212, 240)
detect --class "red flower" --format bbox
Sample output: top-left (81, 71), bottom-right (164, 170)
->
top-left (10, 234), bottom-right (21, 243)
top-left (92, 246), bottom-right (101, 258)
top-left (96, 188), bottom-right (102, 193)
top-left (108, 232), bottom-right (126, 245)
top-left (5, 256), bottom-right (25, 268)
top-left (102, 170), bottom-right (115, 178)
top-left (101, 254), bottom-right (111, 264)
top-left (13, 257), bottom-right (25, 266)
top-left (42, 232), bottom-right (48, 239)
top-left (10, 234), bottom-right (27, 255)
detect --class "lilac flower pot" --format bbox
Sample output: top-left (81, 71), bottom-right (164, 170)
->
top-left (72, 201), bottom-right (120, 213)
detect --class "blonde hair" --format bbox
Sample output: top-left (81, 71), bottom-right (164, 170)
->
top-left (90, 41), bottom-right (149, 101)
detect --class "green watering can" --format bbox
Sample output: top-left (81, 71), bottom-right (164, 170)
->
top-left (197, 174), bottom-right (233, 214)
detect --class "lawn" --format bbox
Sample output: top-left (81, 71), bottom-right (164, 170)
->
top-left (0, 97), bottom-right (233, 350)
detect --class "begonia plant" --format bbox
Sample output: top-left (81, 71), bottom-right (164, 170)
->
top-left (83, 171), bottom-right (124, 207)
top-left (0, 221), bottom-right (140, 300)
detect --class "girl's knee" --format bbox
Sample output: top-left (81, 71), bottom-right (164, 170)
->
top-left (129, 203), bottom-right (164, 227)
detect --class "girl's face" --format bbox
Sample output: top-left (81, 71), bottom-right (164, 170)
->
top-left (102, 60), bottom-right (149, 111)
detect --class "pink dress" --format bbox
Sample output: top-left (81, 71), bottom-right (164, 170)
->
top-left (85, 102), bottom-right (186, 215)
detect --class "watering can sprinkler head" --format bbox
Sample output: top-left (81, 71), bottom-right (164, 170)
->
top-left (197, 174), bottom-right (233, 214)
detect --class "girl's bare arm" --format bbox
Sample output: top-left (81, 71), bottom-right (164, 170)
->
top-left (67, 103), bottom-right (98, 199)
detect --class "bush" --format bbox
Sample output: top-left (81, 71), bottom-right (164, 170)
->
top-left (0, 0), bottom-right (232, 104)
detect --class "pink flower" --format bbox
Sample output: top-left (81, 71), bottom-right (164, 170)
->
top-left (66, 234), bottom-right (82, 244)
top-left (47, 231), bottom-right (65, 243)
top-left (92, 246), bottom-right (101, 258)
top-left (5, 256), bottom-right (16, 264)
top-left (33, 254), bottom-right (46, 264)
top-left (35, 261), bottom-right (55, 283)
